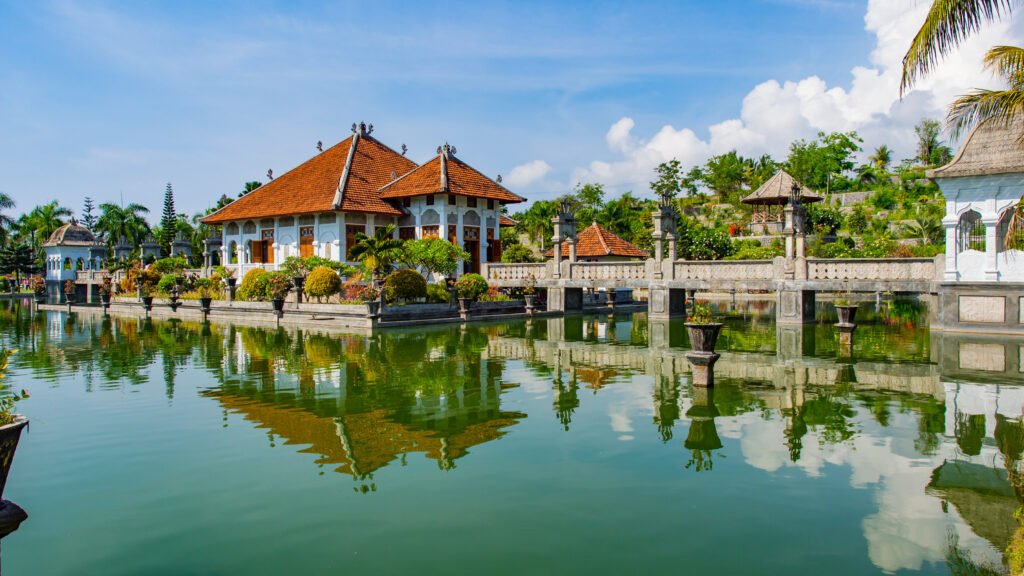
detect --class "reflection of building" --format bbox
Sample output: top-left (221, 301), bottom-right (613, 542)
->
top-left (206, 356), bottom-right (525, 482)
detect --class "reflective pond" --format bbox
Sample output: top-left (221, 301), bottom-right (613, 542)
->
top-left (2, 298), bottom-right (1022, 575)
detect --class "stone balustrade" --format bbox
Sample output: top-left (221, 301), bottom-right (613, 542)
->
top-left (806, 258), bottom-right (937, 282)
top-left (673, 260), bottom-right (774, 281)
top-left (569, 261), bottom-right (647, 281)
top-left (483, 262), bottom-right (549, 281)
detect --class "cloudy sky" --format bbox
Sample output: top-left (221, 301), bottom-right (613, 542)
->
top-left (1, 0), bottom-right (1021, 217)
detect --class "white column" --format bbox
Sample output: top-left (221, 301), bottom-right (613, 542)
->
top-left (983, 216), bottom-right (999, 280)
top-left (943, 223), bottom-right (958, 281)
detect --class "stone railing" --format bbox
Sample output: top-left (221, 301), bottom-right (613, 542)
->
top-left (484, 262), bottom-right (549, 282)
top-left (673, 260), bottom-right (774, 281)
top-left (569, 261), bottom-right (647, 281)
top-left (807, 258), bottom-right (936, 282)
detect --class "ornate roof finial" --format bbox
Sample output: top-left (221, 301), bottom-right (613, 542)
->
top-left (70, 216), bottom-right (78, 226)
top-left (316, 140), bottom-right (323, 152)
top-left (439, 142), bottom-right (456, 157)
top-left (358, 121), bottom-right (367, 135)
top-left (401, 144), bottom-right (407, 156)
top-left (367, 123), bottom-right (374, 135)
top-left (267, 168), bottom-right (274, 180)
top-left (351, 123), bottom-right (358, 134)
top-left (496, 174), bottom-right (502, 184)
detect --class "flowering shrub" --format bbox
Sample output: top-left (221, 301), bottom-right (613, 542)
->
top-left (426, 283), bottom-right (450, 303)
top-left (304, 267), bottom-right (342, 302)
top-left (237, 269), bottom-right (270, 301)
top-left (156, 274), bottom-right (178, 293)
top-left (687, 301), bottom-right (713, 324)
top-left (454, 273), bottom-right (489, 300)
top-left (265, 272), bottom-right (291, 300)
top-left (383, 269), bottom-right (427, 302)
top-left (63, 280), bottom-right (76, 295)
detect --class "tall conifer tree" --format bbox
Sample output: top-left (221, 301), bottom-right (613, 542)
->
top-left (81, 197), bottom-right (97, 231)
top-left (159, 183), bottom-right (177, 256)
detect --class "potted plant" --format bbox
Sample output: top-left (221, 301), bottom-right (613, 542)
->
top-left (833, 291), bottom-right (858, 326)
top-left (98, 279), bottom-right (112, 313)
top-left (197, 285), bottom-right (216, 317)
top-left (0, 349), bottom-right (28, 507)
top-left (266, 272), bottom-right (291, 315)
top-left (454, 273), bottom-right (489, 320)
top-left (63, 280), bottom-right (77, 305)
top-left (29, 276), bottom-right (46, 304)
top-left (140, 283), bottom-right (154, 313)
top-left (523, 274), bottom-right (538, 315)
top-left (167, 286), bottom-right (182, 312)
top-left (280, 257), bottom-right (310, 304)
top-left (216, 266), bottom-right (237, 299)
top-left (685, 301), bottom-right (722, 353)
top-left (361, 285), bottom-right (381, 317)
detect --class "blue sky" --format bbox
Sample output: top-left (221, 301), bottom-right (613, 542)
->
top-left (1, 0), bottom-right (1020, 218)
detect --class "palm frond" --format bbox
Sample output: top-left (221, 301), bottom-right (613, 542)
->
top-left (900, 0), bottom-right (1017, 95)
top-left (983, 45), bottom-right (1024, 80)
top-left (947, 86), bottom-right (1024, 139)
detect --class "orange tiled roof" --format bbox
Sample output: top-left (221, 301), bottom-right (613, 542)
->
top-left (544, 222), bottom-right (648, 259)
top-left (379, 145), bottom-right (525, 204)
top-left (499, 215), bottom-right (518, 227)
top-left (201, 131), bottom-right (417, 225)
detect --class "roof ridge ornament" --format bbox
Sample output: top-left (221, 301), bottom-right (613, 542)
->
top-left (267, 169), bottom-right (273, 181)
top-left (316, 140), bottom-right (323, 152)
top-left (401, 144), bottom-right (408, 156)
top-left (438, 142), bottom-right (457, 157)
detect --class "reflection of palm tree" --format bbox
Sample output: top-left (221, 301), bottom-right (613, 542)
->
top-left (955, 411), bottom-right (987, 456)
top-left (553, 378), bottom-right (579, 431)
top-left (995, 414), bottom-right (1024, 499)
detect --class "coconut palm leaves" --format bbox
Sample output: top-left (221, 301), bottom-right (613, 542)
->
top-left (900, 0), bottom-right (1018, 95)
top-left (948, 45), bottom-right (1024, 138)
top-left (348, 224), bottom-right (404, 282)
top-left (95, 202), bottom-right (151, 247)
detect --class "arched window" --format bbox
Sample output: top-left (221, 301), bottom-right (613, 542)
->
top-left (243, 221), bottom-right (256, 234)
top-left (997, 205), bottom-right (1022, 252)
top-left (63, 257), bottom-right (72, 270)
top-left (229, 241), bottom-right (238, 264)
top-left (957, 210), bottom-right (985, 252)
top-left (76, 258), bottom-right (84, 271)
top-left (227, 222), bottom-right (239, 235)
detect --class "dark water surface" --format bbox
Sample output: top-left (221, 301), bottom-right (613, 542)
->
top-left (1, 298), bottom-right (1022, 575)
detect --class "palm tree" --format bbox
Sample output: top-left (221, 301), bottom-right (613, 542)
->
top-left (947, 45), bottom-right (1024, 138)
top-left (901, 215), bottom-right (945, 244)
top-left (239, 181), bottom-right (262, 198)
top-left (868, 145), bottom-right (893, 172)
top-left (95, 202), bottom-right (151, 247)
top-left (18, 201), bottom-right (72, 248)
top-left (348, 224), bottom-right (404, 284)
top-left (0, 192), bottom-right (15, 246)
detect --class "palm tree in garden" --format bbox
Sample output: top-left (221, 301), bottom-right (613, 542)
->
top-left (18, 201), bottom-right (72, 248)
top-left (348, 224), bottom-right (404, 284)
top-left (95, 202), bottom-right (151, 247)
top-left (0, 191), bottom-right (16, 246)
top-left (901, 0), bottom-right (1023, 247)
top-left (868, 145), bottom-right (893, 172)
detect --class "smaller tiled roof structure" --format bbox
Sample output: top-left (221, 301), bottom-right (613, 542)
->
top-left (379, 143), bottom-right (525, 204)
top-left (202, 123), bottom-right (417, 225)
top-left (741, 170), bottom-right (822, 206)
top-left (499, 215), bottom-right (518, 227)
top-left (544, 222), bottom-right (648, 259)
top-left (927, 117), bottom-right (1024, 179)
top-left (43, 220), bottom-right (96, 247)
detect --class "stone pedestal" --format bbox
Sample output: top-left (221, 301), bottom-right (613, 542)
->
top-left (547, 287), bottom-right (582, 313)
top-left (686, 351), bottom-right (720, 387)
top-left (837, 323), bottom-right (855, 357)
top-left (776, 288), bottom-right (816, 324)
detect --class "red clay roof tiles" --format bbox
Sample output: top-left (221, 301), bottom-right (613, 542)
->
top-left (379, 152), bottom-right (525, 204)
top-left (544, 222), bottom-right (648, 259)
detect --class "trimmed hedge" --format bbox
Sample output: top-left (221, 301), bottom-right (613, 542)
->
top-left (383, 269), bottom-right (427, 302)
top-left (237, 268), bottom-right (270, 301)
top-left (304, 266), bottom-right (342, 302)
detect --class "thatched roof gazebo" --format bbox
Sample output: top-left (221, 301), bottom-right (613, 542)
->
top-left (741, 170), bottom-right (822, 232)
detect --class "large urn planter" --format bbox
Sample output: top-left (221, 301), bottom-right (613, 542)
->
top-left (271, 298), bottom-right (286, 318)
top-left (364, 299), bottom-right (380, 317)
top-left (141, 296), bottom-right (154, 315)
top-left (685, 323), bottom-right (723, 387)
top-left (834, 304), bottom-right (858, 354)
top-left (226, 278), bottom-right (237, 300)
top-left (99, 293), bottom-right (111, 315)
top-left (292, 277), bottom-right (305, 305)
top-left (0, 417), bottom-right (27, 502)
top-left (835, 304), bottom-right (858, 326)
top-left (199, 297), bottom-right (213, 313)
top-left (168, 295), bottom-right (181, 313)
top-left (458, 297), bottom-right (473, 321)
top-left (63, 294), bottom-right (76, 305)
top-left (524, 294), bottom-right (538, 316)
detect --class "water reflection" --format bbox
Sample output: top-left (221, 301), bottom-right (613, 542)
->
top-left (1, 298), bottom-right (1022, 574)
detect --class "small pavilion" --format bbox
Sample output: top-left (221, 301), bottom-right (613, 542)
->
top-left (928, 117), bottom-right (1023, 282)
top-left (42, 220), bottom-right (106, 285)
top-left (544, 222), bottom-right (648, 262)
top-left (741, 171), bottom-right (822, 234)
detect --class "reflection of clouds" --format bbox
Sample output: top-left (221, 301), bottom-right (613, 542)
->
top-left (726, 389), bottom-right (1009, 573)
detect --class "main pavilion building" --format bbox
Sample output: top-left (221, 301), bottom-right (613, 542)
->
top-left (201, 122), bottom-right (524, 277)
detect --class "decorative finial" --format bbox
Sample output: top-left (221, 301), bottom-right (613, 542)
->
top-left (496, 175), bottom-right (502, 183)
top-left (436, 145), bottom-right (442, 155)
top-left (401, 144), bottom-right (407, 156)
top-left (351, 123), bottom-right (358, 134)
top-left (439, 143), bottom-right (456, 157)
top-left (316, 140), bottom-right (323, 152)
top-left (359, 121), bottom-right (367, 135)
top-left (267, 168), bottom-right (274, 180)
top-left (367, 123), bottom-right (374, 135)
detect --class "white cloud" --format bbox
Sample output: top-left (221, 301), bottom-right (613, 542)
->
top-left (504, 160), bottom-right (552, 187)
top-left (573, 0), bottom-right (1024, 194)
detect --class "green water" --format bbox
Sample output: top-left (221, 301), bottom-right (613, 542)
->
top-left (1, 298), bottom-right (1022, 575)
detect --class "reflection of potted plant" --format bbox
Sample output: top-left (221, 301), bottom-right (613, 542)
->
top-left (29, 276), bottom-right (46, 304)
top-left (685, 302), bottom-right (722, 353)
top-left (63, 280), bottom-right (77, 305)
top-left (523, 274), bottom-right (538, 315)
top-left (0, 349), bottom-right (29, 509)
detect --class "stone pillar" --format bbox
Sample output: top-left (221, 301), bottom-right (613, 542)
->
top-left (983, 216), bottom-right (999, 280)
top-left (776, 287), bottom-right (815, 324)
top-left (648, 286), bottom-right (687, 319)
top-left (567, 238), bottom-right (576, 263)
top-left (547, 287), bottom-right (582, 313)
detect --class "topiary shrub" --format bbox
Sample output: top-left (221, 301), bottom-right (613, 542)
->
top-left (454, 273), bottom-right (489, 300)
top-left (304, 266), bottom-right (342, 303)
top-left (156, 274), bottom-right (178, 293)
top-left (501, 244), bottom-right (537, 263)
top-left (237, 268), bottom-right (270, 301)
top-left (426, 282), bottom-right (450, 303)
top-left (383, 269), bottom-right (427, 303)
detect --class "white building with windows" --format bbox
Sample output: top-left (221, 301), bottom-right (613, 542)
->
top-left (930, 118), bottom-right (1024, 282)
top-left (201, 123), bottom-right (524, 277)
top-left (42, 220), bottom-right (106, 284)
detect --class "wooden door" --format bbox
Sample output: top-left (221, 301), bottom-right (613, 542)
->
top-left (300, 227), bottom-right (314, 258)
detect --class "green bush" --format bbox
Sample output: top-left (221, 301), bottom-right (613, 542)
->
top-left (156, 274), bottom-right (178, 293)
top-left (725, 240), bottom-right (781, 260)
top-left (454, 273), bottom-right (489, 300)
top-left (806, 204), bottom-right (844, 235)
top-left (152, 256), bottom-right (188, 275)
top-left (847, 206), bottom-right (868, 234)
top-left (426, 283), bottom-right (450, 303)
top-left (0, 277), bottom-right (11, 292)
top-left (304, 266), bottom-right (342, 302)
top-left (812, 239), bottom-right (855, 258)
top-left (501, 244), bottom-right (537, 263)
top-left (870, 189), bottom-right (897, 210)
top-left (237, 268), bottom-right (270, 301)
top-left (383, 269), bottom-right (427, 302)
